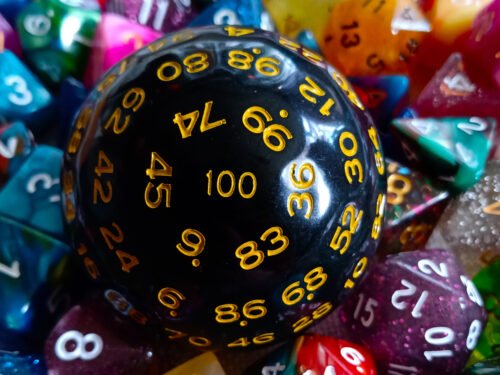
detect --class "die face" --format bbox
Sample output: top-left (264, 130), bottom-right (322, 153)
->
top-left (84, 13), bottom-right (163, 88)
top-left (0, 50), bottom-right (54, 132)
top-left (105, 0), bottom-right (197, 33)
top-left (244, 335), bottom-right (377, 375)
top-left (338, 249), bottom-right (487, 374)
top-left (63, 26), bottom-right (386, 349)
top-left (0, 121), bottom-right (35, 188)
top-left (189, 0), bottom-right (276, 31)
top-left (414, 53), bottom-right (500, 125)
top-left (263, 0), bottom-right (334, 40)
top-left (427, 161), bottom-right (500, 278)
top-left (0, 145), bottom-right (65, 239)
top-left (390, 117), bottom-right (495, 192)
top-left (44, 299), bottom-right (157, 375)
top-left (0, 215), bottom-right (70, 350)
top-left (321, 0), bottom-right (429, 76)
top-left (16, 0), bottom-right (101, 87)
top-left (296, 335), bottom-right (377, 375)
top-left (378, 159), bottom-right (449, 256)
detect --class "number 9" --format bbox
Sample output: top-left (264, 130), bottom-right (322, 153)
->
top-left (340, 346), bottom-right (365, 366)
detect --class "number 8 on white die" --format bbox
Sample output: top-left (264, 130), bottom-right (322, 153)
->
top-left (55, 330), bottom-right (103, 361)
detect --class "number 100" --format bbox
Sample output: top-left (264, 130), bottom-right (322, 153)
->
top-left (206, 170), bottom-right (257, 199)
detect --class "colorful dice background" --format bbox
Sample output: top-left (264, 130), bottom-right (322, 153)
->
top-left (0, 0), bottom-right (497, 374)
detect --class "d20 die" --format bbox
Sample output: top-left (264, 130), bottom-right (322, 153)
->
top-left (338, 249), bottom-right (487, 374)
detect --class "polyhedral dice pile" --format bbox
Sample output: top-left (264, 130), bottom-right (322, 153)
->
top-left (0, 0), bottom-right (498, 374)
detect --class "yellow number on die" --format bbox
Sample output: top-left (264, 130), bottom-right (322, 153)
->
top-left (367, 126), bottom-right (385, 175)
top-left (235, 226), bottom-right (289, 270)
top-left (104, 87), bottom-right (145, 135)
top-left (330, 203), bottom-right (364, 255)
top-left (339, 131), bottom-right (364, 184)
top-left (173, 100), bottom-right (227, 139)
top-left (144, 152), bottom-right (173, 209)
top-left (292, 302), bottom-right (333, 333)
top-left (224, 26), bottom-right (254, 37)
top-left (157, 51), bottom-right (211, 82)
top-left (242, 106), bottom-right (292, 152)
top-left (99, 222), bottom-right (139, 273)
top-left (387, 173), bottom-right (412, 206)
top-left (214, 299), bottom-right (267, 324)
top-left (371, 193), bottom-right (385, 240)
top-left (227, 50), bottom-right (281, 77)
top-left (299, 76), bottom-right (335, 116)
top-left (282, 267), bottom-right (328, 306)
top-left (344, 257), bottom-right (368, 289)
top-left (227, 332), bottom-right (275, 348)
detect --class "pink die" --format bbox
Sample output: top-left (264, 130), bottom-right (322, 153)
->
top-left (85, 13), bottom-right (162, 87)
top-left (462, 0), bottom-right (500, 89)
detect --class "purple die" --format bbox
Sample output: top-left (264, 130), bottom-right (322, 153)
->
top-left (0, 13), bottom-right (21, 56)
top-left (105, 0), bottom-right (197, 32)
top-left (338, 249), bottom-right (487, 374)
top-left (45, 298), bottom-right (158, 374)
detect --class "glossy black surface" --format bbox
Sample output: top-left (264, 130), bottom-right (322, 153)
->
top-left (62, 26), bottom-right (386, 349)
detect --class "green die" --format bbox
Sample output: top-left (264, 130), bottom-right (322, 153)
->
top-left (16, 0), bottom-right (101, 87)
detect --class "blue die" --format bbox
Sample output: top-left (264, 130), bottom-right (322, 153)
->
top-left (0, 215), bottom-right (70, 351)
top-left (0, 145), bottom-right (64, 239)
top-left (0, 352), bottom-right (46, 375)
top-left (0, 50), bottom-right (54, 133)
top-left (0, 121), bottom-right (35, 186)
top-left (189, 0), bottom-right (275, 30)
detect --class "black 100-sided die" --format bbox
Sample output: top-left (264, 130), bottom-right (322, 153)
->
top-left (62, 25), bottom-right (386, 349)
